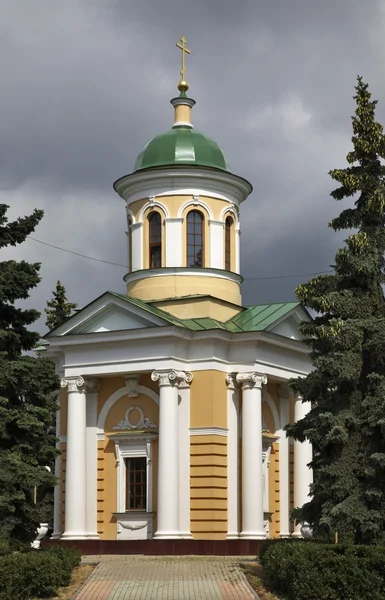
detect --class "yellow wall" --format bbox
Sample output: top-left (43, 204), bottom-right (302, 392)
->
top-left (269, 442), bottom-right (280, 537)
top-left (190, 434), bottom-right (228, 539)
top-left (126, 273), bottom-right (242, 305)
top-left (129, 194), bottom-right (237, 224)
top-left (190, 371), bottom-right (227, 429)
top-left (152, 296), bottom-right (242, 321)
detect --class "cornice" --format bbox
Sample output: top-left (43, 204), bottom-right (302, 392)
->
top-left (113, 166), bottom-right (252, 206)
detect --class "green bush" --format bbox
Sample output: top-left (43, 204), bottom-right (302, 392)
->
top-left (0, 545), bottom-right (81, 600)
top-left (260, 540), bottom-right (385, 600)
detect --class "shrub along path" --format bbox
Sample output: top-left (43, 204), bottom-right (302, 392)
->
top-left (75, 555), bottom-right (259, 599)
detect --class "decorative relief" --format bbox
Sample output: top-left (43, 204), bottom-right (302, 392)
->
top-left (60, 376), bottom-right (85, 393)
top-left (124, 374), bottom-right (139, 398)
top-left (118, 520), bottom-right (148, 532)
top-left (85, 378), bottom-right (101, 393)
top-left (113, 406), bottom-right (157, 431)
top-left (236, 372), bottom-right (267, 389)
top-left (225, 373), bottom-right (239, 390)
top-left (151, 370), bottom-right (193, 387)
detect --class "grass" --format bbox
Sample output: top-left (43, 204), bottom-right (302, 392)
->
top-left (32, 564), bottom-right (95, 600)
top-left (240, 561), bottom-right (284, 600)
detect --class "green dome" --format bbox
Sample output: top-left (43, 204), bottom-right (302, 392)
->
top-left (134, 126), bottom-right (228, 172)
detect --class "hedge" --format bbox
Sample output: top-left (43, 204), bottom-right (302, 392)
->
top-left (0, 546), bottom-right (81, 600)
top-left (259, 539), bottom-right (385, 600)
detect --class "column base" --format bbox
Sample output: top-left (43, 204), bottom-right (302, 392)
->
top-left (240, 531), bottom-right (267, 540)
top-left (61, 532), bottom-right (90, 540)
top-left (86, 533), bottom-right (100, 540)
top-left (154, 531), bottom-right (182, 539)
top-left (179, 532), bottom-right (194, 539)
top-left (226, 532), bottom-right (240, 539)
top-left (50, 532), bottom-right (62, 540)
top-left (291, 531), bottom-right (303, 538)
top-left (279, 533), bottom-right (292, 538)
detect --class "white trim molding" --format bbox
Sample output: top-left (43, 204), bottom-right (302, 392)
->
top-left (110, 432), bottom-right (157, 539)
top-left (139, 199), bottom-right (170, 221)
top-left (177, 197), bottom-right (214, 220)
top-left (123, 267), bottom-right (243, 286)
top-left (189, 427), bottom-right (228, 436)
top-left (113, 167), bottom-right (252, 208)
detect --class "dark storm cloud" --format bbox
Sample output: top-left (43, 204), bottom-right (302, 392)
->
top-left (2, 0), bottom-right (385, 330)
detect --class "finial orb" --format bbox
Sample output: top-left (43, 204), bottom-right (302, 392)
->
top-left (178, 80), bottom-right (189, 93)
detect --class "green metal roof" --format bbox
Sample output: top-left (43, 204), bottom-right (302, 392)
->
top-left (111, 294), bottom-right (301, 333)
top-left (225, 302), bottom-right (301, 332)
top-left (111, 295), bottom-right (302, 333)
top-left (134, 126), bottom-right (228, 172)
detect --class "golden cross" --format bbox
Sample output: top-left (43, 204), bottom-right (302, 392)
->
top-left (176, 36), bottom-right (191, 81)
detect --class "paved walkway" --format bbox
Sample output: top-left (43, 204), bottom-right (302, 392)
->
top-left (75, 556), bottom-right (258, 599)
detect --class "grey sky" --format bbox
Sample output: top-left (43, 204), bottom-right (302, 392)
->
top-left (2, 0), bottom-right (385, 332)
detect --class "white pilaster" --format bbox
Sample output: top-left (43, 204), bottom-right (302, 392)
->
top-left (151, 369), bottom-right (193, 539)
top-left (226, 374), bottom-right (240, 539)
top-left (51, 393), bottom-right (61, 539)
top-left (131, 222), bottom-right (143, 271)
top-left (178, 378), bottom-right (193, 538)
top-left (209, 220), bottom-right (225, 269)
top-left (237, 372), bottom-right (267, 539)
top-left (278, 384), bottom-right (290, 537)
top-left (85, 378), bottom-right (100, 539)
top-left (165, 218), bottom-right (183, 267)
top-left (235, 227), bottom-right (241, 274)
top-left (60, 376), bottom-right (87, 539)
top-left (293, 394), bottom-right (313, 535)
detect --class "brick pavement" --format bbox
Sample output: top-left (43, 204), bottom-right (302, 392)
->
top-left (75, 556), bottom-right (259, 599)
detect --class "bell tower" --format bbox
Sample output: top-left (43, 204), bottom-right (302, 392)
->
top-left (113, 38), bottom-right (252, 321)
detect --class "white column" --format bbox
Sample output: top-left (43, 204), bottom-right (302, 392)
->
top-left (293, 394), bottom-right (313, 535)
top-left (131, 222), bottom-right (143, 271)
top-left (226, 374), bottom-right (240, 539)
top-left (51, 392), bottom-right (61, 539)
top-left (60, 376), bottom-right (87, 539)
top-left (278, 384), bottom-right (290, 537)
top-left (165, 218), bottom-right (183, 267)
top-left (151, 369), bottom-right (193, 539)
top-left (237, 372), bottom-right (267, 539)
top-left (178, 378), bottom-right (193, 538)
top-left (209, 220), bottom-right (225, 269)
top-left (85, 379), bottom-right (100, 539)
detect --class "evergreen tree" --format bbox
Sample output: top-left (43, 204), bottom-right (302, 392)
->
top-left (45, 280), bottom-right (77, 331)
top-left (0, 204), bottom-right (59, 547)
top-left (286, 77), bottom-right (385, 544)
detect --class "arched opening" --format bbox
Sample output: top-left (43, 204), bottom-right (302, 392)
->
top-left (187, 210), bottom-right (204, 267)
top-left (127, 216), bottom-right (133, 272)
top-left (225, 215), bottom-right (234, 271)
top-left (148, 211), bottom-right (162, 268)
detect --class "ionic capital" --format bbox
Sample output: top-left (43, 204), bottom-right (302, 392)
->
top-left (60, 376), bottom-right (85, 393)
top-left (151, 369), bottom-right (193, 387)
top-left (225, 373), bottom-right (239, 390)
top-left (236, 372), bottom-right (267, 389)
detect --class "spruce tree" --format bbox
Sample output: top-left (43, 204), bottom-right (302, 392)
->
top-left (45, 280), bottom-right (77, 331)
top-left (0, 204), bottom-right (59, 548)
top-left (286, 77), bottom-right (385, 544)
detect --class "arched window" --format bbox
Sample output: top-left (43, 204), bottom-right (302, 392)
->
top-left (148, 211), bottom-right (162, 268)
top-left (127, 216), bottom-right (133, 272)
top-left (225, 215), bottom-right (233, 271)
top-left (187, 210), bottom-right (203, 267)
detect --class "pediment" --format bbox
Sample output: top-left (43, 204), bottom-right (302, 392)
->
top-left (267, 306), bottom-right (309, 341)
top-left (45, 292), bottom-right (173, 337)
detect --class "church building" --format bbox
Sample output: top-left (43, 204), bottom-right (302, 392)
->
top-left (43, 39), bottom-right (313, 543)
